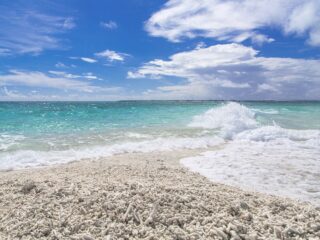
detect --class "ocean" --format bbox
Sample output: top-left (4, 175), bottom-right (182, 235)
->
top-left (0, 101), bottom-right (319, 204)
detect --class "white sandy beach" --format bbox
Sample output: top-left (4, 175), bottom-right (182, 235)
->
top-left (0, 150), bottom-right (319, 240)
top-left (1, 0), bottom-right (320, 239)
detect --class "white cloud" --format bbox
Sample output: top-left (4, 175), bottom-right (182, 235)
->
top-left (0, 70), bottom-right (117, 93)
top-left (2, 87), bottom-right (24, 99)
top-left (0, 48), bottom-right (11, 56)
top-left (63, 17), bottom-right (76, 29)
top-left (55, 62), bottom-right (76, 69)
top-left (250, 34), bottom-right (274, 45)
top-left (69, 57), bottom-right (98, 63)
top-left (257, 83), bottom-right (280, 93)
top-left (127, 71), bottom-right (145, 79)
top-left (0, 86), bottom-right (126, 101)
top-left (146, 0), bottom-right (320, 46)
top-left (48, 70), bottom-right (82, 79)
top-left (72, 51), bottom-right (129, 64)
top-left (80, 57), bottom-right (97, 63)
top-left (0, 6), bottom-right (76, 55)
top-left (195, 42), bottom-right (207, 49)
top-left (95, 49), bottom-right (128, 62)
top-left (100, 21), bottom-right (118, 30)
top-left (83, 72), bottom-right (100, 80)
top-left (49, 70), bottom-right (100, 81)
top-left (129, 43), bottom-right (320, 100)
top-left (55, 62), bottom-right (68, 68)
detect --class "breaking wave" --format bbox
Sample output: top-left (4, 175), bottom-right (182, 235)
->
top-left (183, 102), bottom-right (320, 205)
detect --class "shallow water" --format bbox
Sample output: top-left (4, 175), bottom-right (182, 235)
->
top-left (0, 101), bottom-right (319, 204)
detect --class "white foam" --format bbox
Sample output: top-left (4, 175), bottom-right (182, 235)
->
top-left (236, 124), bottom-right (320, 143)
top-left (125, 132), bottom-right (153, 139)
top-left (181, 138), bottom-right (320, 205)
top-left (183, 102), bottom-right (320, 205)
top-left (0, 134), bottom-right (26, 151)
top-left (0, 136), bottom-right (224, 171)
top-left (189, 102), bottom-right (258, 139)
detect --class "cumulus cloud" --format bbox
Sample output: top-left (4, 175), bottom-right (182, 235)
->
top-left (146, 0), bottom-right (320, 46)
top-left (95, 49), bottom-right (129, 62)
top-left (100, 21), bottom-right (118, 30)
top-left (0, 70), bottom-right (118, 93)
top-left (129, 43), bottom-right (320, 100)
top-left (0, 5), bottom-right (76, 55)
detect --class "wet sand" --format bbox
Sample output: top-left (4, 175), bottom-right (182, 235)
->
top-left (0, 150), bottom-right (319, 239)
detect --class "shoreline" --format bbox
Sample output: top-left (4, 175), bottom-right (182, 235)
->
top-left (0, 150), bottom-right (319, 239)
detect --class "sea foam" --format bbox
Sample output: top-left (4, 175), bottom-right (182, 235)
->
top-left (0, 134), bottom-right (26, 151)
top-left (0, 136), bottom-right (223, 170)
top-left (182, 102), bottom-right (320, 205)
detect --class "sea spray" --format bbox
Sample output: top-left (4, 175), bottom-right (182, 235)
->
top-left (188, 102), bottom-right (258, 139)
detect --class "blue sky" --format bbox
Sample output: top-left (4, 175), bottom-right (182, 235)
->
top-left (0, 0), bottom-right (320, 100)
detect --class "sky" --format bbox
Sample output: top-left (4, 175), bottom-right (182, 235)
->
top-left (0, 0), bottom-right (320, 101)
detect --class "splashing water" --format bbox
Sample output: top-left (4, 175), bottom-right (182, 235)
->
top-left (183, 102), bottom-right (320, 205)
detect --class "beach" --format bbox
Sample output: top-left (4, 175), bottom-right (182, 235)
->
top-left (2, 0), bottom-right (320, 238)
top-left (1, 150), bottom-right (319, 240)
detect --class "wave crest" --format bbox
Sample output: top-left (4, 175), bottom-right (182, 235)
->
top-left (189, 102), bottom-right (257, 139)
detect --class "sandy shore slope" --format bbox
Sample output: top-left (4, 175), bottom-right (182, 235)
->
top-left (0, 150), bottom-right (319, 239)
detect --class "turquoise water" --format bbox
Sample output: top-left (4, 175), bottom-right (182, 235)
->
top-left (1, 101), bottom-right (319, 162)
top-left (0, 101), bottom-right (319, 156)
top-left (0, 101), bottom-right (216, 154)
top-left (0, 101), bottom-right (319, 204)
